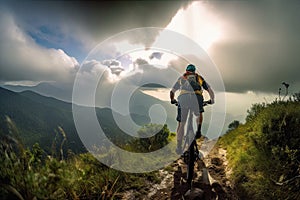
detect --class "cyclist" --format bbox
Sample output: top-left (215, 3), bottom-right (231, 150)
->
top-left (170, 64), bottom-right (215, 154)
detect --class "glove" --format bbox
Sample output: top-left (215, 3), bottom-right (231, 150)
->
top-left (171, 99), bottom-right (178, 105)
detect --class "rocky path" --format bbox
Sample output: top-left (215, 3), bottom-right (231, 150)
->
top-left (203, 144), bottom-right (239, 200)
top-left (122, 142), bottom-right (239, 200)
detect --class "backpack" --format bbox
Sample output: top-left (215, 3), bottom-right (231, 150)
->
top-left (181, 73), bottom-right (202, 92)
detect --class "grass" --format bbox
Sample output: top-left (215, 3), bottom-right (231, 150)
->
top-left (0, 118), bottom-right (166, 200)
top-left (0, 140), bottom-right (162, 199)
top-left (219, 100), bottom-right (300, 199)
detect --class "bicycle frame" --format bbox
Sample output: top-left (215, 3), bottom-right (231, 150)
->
top-left (182, 109), bottom-right (195, 152)
top-left (179, 100), bottom-right (211, 189)
top-left (182, 109), bottom-right (199, 189)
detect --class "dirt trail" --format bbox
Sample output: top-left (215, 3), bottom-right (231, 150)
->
top-left (122, 142), bottom-right (239, 200)
top-left (203, 144), bottom-right (239, 200)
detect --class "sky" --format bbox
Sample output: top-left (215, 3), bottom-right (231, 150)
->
top-left (0, 0), bottom-right (300, 124)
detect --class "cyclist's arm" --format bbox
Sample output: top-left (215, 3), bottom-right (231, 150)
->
top-left (170, 78), bottom-right (181, 101)
top-left (207, 84), bottom-right (215, 104)
top-left (202, 80), bottom-right (215, 104)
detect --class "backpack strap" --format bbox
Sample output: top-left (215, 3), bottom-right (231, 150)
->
top-left (196, 73), bottom-right (204, 86)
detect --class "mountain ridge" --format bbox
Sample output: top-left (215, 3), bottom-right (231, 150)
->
top-left (3, 82), bottom-right (72, 102)
top-left (0, 87), bottom-right (174, 153)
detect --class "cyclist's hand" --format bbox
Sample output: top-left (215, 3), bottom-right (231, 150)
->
top-left (171, 99), bottom-right (178, 105)
top-left (204, 99), bottom-right (214, 106)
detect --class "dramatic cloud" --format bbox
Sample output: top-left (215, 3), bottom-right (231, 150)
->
top-left (0, 10), bottom-right (79, 82)
top-left (211, 41), bottom-right (300, 93)
top-left (1, 0), bottom-right (299, 108)
top-left (0, 1), bottom-right (190, 84)
top-left (206, 1), bottom-right (300, 93)
top-left (2, 1), bottom-right (190, 52)
top-left (74, 55), bottom-right (183, 107)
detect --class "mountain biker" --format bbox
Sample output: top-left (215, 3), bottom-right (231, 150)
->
top-left (170, 64), bottom-right (215, 154)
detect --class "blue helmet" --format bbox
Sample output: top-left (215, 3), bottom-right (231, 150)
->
top-left (186, 64), bottom-right (196, 72)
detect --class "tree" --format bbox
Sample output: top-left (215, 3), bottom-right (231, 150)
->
top-left (129, 124), bottom-right (170, 153)
top-left (246, 103), bottom-right (266, 122)
top-left (227, 120), bottom-right (240, 132)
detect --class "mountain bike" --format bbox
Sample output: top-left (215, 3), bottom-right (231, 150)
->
top-left (174, 100), bottom-right (212, 189)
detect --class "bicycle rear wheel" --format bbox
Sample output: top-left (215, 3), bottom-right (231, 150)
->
top-left (187, 141), bottom-right (195, 188)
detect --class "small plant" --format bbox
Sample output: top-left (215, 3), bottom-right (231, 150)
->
top-left (292, 91), bottom-right (300, 102)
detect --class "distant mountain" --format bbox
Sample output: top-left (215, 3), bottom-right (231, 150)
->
top-left (0, 87), bottom-right (83, 153)
top-left (129, 89), bottom-right (177, 131)
top-left (141, 83), bottom-right (166, 88)
top-left (0, 87), bottom-right (153, 154)
top-left (0, 85), bottom-right (236, 154)
top-left (3, 82), bottom-right (72, 102)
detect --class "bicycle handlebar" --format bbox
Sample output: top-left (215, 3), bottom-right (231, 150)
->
top-left (203, 100), bottom-right (213, 107)
top-left (171, 99), bottom-right (213, 107)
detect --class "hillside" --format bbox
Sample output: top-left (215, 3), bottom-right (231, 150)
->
top-left (3, 82), bottom-right (72, 102)
top-left (0, 87), bottom-right (83, 153)
top-left (129, 89), bottom-right (177, 130)
top-left (218, 100), bottom-right (300, 199)
top-left (2, 82), bottom-right (225, 136)
top-left (0, 87), bottom-right (153, 154)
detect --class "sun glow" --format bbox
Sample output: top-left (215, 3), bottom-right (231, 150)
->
top-left (100, 2), bottom-right (225, 83)
top-left (166, 1), bottom-right (224, 51)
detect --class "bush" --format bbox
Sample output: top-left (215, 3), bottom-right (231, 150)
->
top-left (246, 103), bottom-right (266, 122)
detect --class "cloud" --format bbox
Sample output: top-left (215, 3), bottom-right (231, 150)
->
top-left (134, 58), bottom-right (149, 66)
top-left (102, 59), bottom-right (124, 76)
top-left (73, 57), bottom-right (182, 107)
top-left (206, 1), bottom-right (300, 93)
top-left (211, 40), bottom-right (300, 93)
top-left (3, 0), bottom-right (299, 96)
top-left (0, 10), bottom-right (79, 83)
top-left (166, 1), bottom-right (226, 51)
top-left (3, 1), bottom-right (190, 51)
top-left (149, 52), bottom-right (163, 60)
top-left (102, 59), bottom-right (120, 67)
top-left (0, 1), bottom-right (191, 84)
